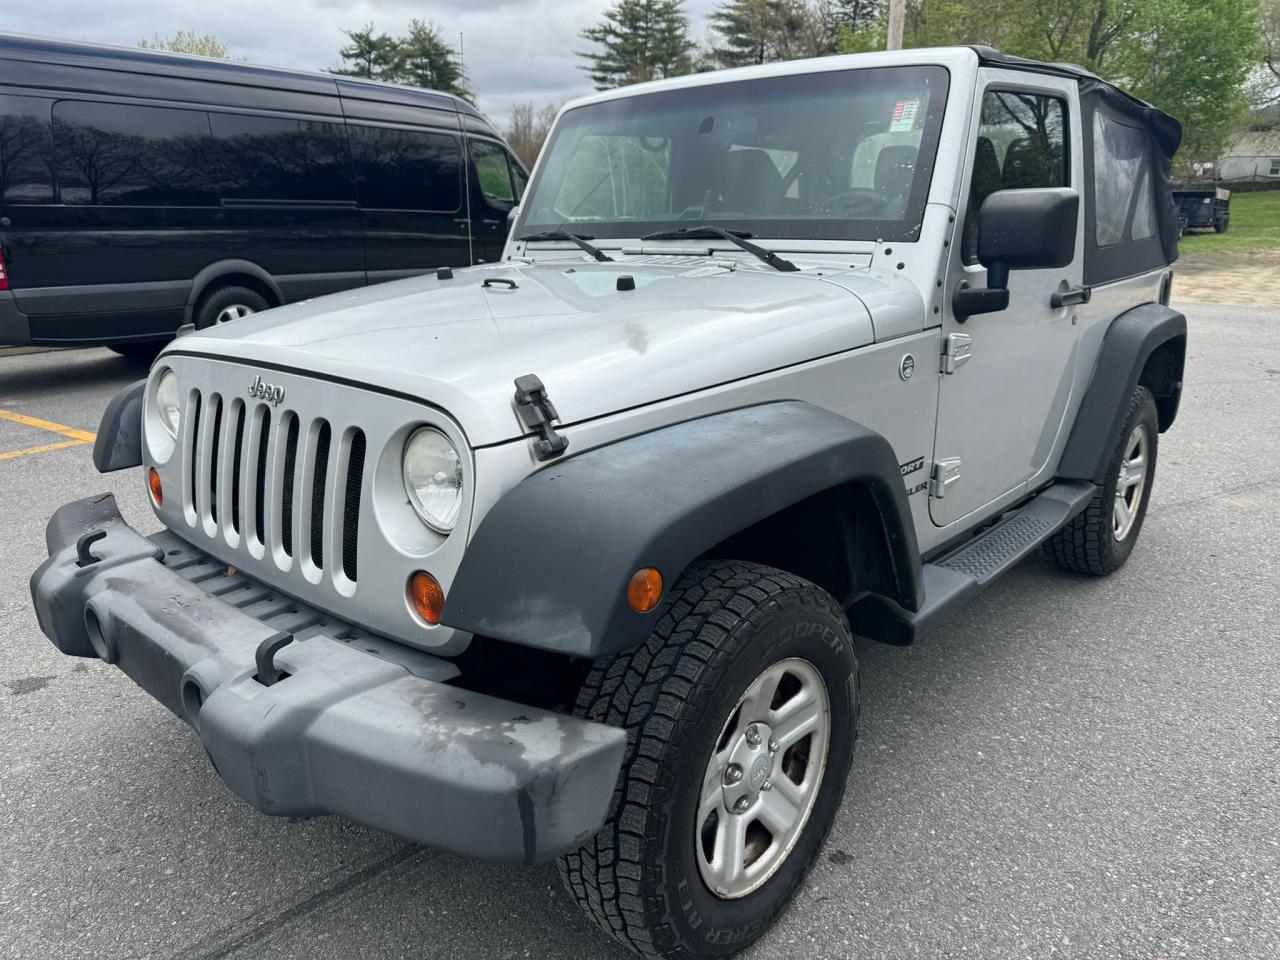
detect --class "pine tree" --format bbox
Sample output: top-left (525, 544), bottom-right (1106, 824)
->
top-left (710, 0), bottom-right (843, 67)
top-left (332, 25), bottom-right (401, 81)
top-left (578, 0), bottom-right (696, 89)
top-left (399, 20), bottom-right (471, 101)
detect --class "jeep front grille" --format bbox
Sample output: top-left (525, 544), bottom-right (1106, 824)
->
top-left (182, 391), bottom-right (365, 584)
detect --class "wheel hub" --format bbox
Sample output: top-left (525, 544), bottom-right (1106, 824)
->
top-left (721, 723), bottom-right (776, 812)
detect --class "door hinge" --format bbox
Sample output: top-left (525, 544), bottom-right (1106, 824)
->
top-left (514, 374), bottom-right (570, 461)
top-left (930, 458), bottom-right (962, 498)
top-left (942, 333), bottom-right (972, 375)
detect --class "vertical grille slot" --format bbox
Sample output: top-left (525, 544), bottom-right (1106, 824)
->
top-left (230, 403), bottom-right (246, 535)
top-left (208, 396), bottom-right (223, 525)
top-left (186, 391), bottom-right (203, 516)
top-left (281, 414), bottom-right (299, 558)
top-left (342, 430), bottom-right (366, 582)
top-left (253, 408), bottom-right (271, 547)
top-left (309, 421), bottom-right (332, 570)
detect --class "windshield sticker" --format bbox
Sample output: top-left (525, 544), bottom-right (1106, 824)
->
top-left (890, 99), bottom-right (920, 132)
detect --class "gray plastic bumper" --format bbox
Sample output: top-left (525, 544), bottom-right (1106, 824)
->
top-left (30, 494), bottom-right (626, 863)
top-left (0, 291), bottom-right (32, 344)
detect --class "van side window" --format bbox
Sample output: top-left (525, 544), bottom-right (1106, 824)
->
top-left (0, 95), bottom-right (55, 205)
top-left (349, 126), bottom-right (461, 212)
top-left (1093, 113), bottom-right (1152, 246)
top-left (963, 91), bottom-right (1067, 262)
top-left (473, 140), bottom-right (516, 206)
top-left (210, 113), bottom-right (353, 203)
top-left (52, 100), bottom-right (216, 206)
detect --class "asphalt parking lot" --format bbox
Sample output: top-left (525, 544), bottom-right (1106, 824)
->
top-left (1, 302), bottom-right (1277, 960)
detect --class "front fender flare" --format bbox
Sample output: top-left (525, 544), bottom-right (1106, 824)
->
top-left (442, 402), bottom-right (922, 658)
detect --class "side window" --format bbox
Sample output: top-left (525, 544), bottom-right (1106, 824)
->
top-left (210, 113), bottom-right (353, 203)
top-left (473, 140), bottom-right (515, 206)
top-left (350, 125), bottom-right (462, 212)
top-left (511, 159), bottom-right (528, 202)
top-left (0, 96), bottom-right (55, 204)
top-left (963, 90), bottom-right (1067, 262)
top-left (53, 100), bottom-right (216, 205)
top-left (1093, 112), bottom-right (1152, 247)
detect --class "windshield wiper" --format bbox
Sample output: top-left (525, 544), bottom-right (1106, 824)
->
top-left (639, 226), bottom-right (799, 273)
top-left (518, 229), bottom-right (614, 263)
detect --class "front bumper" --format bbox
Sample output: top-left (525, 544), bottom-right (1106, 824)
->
top-left (30, 494), bottom-right (626, 863)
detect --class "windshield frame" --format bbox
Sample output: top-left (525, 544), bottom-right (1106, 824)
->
top-left (514, 63), bottom-right (951, 246)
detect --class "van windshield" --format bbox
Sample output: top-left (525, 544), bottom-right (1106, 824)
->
top-left (518, 65), bottom-right (949, 245)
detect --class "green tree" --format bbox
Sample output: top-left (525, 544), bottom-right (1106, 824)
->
top-left (398, 20), bottom-right (471, 101)
top-left (138, 30), bottom-right (236, 59)
top-left (709, 0), bottom-right (810, 66)
top-left (578, 0), bottom-right (696, 89)
top-left (1252, 0), bottom-right (1280, 107)
top-left (332, 24), bottom-right (401, 80)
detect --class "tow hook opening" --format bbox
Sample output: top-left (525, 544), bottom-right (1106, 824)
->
top-left (83, 605), bottom-right (115, 663)
top-left (181, 679), bottom-right (205, 721)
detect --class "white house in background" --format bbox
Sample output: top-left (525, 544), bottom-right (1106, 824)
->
top-left (1217, 103), bottom-right (1280, 183)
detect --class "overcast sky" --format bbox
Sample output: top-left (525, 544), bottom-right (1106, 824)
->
top-left (5, 0), bottom-right (723, 126)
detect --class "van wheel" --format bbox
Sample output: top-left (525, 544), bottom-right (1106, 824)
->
top-left (559, 560), bottom-right (858, 960)
top-left (194, 285), bottom-right (269, 330)
top-left (1046, 385), bottom-right (1159, 576)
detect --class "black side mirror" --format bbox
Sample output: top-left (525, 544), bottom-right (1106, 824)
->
top-left (954, 187), bottom-right (1079, 321)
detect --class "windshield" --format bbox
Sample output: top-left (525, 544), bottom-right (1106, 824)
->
top-left (518, 65), bottom-right (949, 244)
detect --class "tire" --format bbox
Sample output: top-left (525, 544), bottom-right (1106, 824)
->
top-left (559, 560), bottom-right (859, 960)
top-left (108, 340), bottom-right (166, 360)
top-left (1046, 385), bottom-right (1159, 576)
top-left (193, 284), bottom-right (269, 330)
top-left (1214, 216), bottom-right (1229, 234)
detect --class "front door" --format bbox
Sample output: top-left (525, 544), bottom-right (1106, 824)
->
top-left (931, 72), bottom-right (1085, 527)
top-left (468, 138), bottom-right (524, 263)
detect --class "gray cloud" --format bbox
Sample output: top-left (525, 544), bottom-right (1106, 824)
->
top-left (6, 0), bottom-right (721, 126)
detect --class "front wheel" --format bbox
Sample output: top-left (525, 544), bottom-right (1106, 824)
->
top-left (559, 560), bottom-right (858, 960)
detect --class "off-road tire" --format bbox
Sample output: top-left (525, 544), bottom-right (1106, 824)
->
top-left (1046, 385), bottom-right (1159, 576)
top-left (193, 284), bottom-right (269, 330)
top-left (558, 560), bottom-right (859, 960)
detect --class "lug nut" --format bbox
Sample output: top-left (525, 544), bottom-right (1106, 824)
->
top-left (732, 796), bottom-right (751, 813)
top-left (761, 778), bottom-right (772, 792)
top-left (723, 764), bottom-right (743, 785)
top-left (745, 723), bottom-right (761, 746)
top-left (768, 738), bottom-right (779, 754)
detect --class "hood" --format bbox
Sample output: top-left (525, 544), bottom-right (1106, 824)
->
top-left (174, 260), bottom-right (886, 447)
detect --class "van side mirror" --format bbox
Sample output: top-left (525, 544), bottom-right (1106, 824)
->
top-left (954, 187), bottom-right (1079, 321)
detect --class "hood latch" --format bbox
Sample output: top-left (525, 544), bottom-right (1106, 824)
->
top-left (514, 374), bottom-right (569, 461)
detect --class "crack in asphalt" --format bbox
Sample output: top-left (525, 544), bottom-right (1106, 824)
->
top-left (170, 844), bottom-right (429, 960)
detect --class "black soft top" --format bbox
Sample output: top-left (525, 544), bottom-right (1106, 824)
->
top-left (971, 46), bottom-right (1182, 274)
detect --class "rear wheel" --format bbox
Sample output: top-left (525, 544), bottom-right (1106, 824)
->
top-left (559, 560), bottom-right (858, 959)
top-left (194, 285), bottom-right (269, 330)
top-left (108, 341), bottom-right (165, 360)
top-left (1046, 385), bottom-right (1159, 575)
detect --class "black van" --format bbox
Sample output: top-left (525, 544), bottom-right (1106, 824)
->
top-left (0, 33), bottom-right (528, 354)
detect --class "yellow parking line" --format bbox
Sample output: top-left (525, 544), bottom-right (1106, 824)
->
top-left (0, 438), bottom-right (93, 461)
top-left (0, 407), bottom-right (97, 443)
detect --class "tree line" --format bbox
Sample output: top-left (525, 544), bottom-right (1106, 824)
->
top-left (144, 1), bottom-right (1280, 170)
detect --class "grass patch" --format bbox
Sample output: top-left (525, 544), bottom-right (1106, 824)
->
top-left (1178, 191), bottom-right (1280, 257)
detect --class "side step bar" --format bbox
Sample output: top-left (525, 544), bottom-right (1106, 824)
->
top-left (851, 480), bottom-right (1096, 646)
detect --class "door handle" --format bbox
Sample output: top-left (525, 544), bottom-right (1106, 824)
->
top-left (482, 219), bottom-right (502, 226)
top-left (1050, 284), bottom-right (1091, 309)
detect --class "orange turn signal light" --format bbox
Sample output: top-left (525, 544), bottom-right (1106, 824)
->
top-left (627, 567), bottom-right (664, 613)
top-left (147, 467), bottom-right (164, 507)
top-left (409, 571), bottom-right (445, 625)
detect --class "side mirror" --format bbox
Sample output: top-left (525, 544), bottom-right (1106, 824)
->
top-left (507, 205), bottom-right (522, 227)
top-left (954, 187), bottom-right (1079, 321)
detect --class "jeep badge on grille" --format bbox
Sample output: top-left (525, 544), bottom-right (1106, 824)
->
top-left (248, 375), bottom-right (285, 406)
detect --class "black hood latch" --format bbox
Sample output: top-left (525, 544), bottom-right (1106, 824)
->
top-left (514, 374), bottom-right (570, 461)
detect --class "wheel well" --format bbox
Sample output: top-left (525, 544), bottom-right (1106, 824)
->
top-left (698, 483), bottom-right (899, 610)
top-left (1138, 334), bottom-right (1185, 430)
top-left (195, 273), bottom-right (279, 312)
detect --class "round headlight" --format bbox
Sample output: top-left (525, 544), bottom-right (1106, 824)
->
top-left (403, 427), bottom-right (463, 534)
top-left (155, 369), bottom-right (181, 439)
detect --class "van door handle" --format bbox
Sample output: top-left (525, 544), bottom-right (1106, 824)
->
top-left (482, 219), bottom-right (502, 226)
top-left (1050, 284), bottom-right (1091, 309)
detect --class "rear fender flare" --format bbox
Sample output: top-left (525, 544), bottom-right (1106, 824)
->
top-left (1058, 303), bottom-right (1186, 484)
top-left (442, 402), bottom-right (923, 658)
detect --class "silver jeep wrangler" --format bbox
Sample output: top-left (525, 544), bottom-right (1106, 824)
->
top-left (32, 46), bottom-right (1185, 959)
